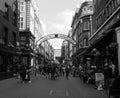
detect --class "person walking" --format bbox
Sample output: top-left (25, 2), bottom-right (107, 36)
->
top-left (103, 62), bottom-right (112, 90)
top-left (20, 65), bottom-right (26, 83)
top-left (26, 66), bottom-right (32, 83)
top-left (65, 66), bottom-right (70, 79)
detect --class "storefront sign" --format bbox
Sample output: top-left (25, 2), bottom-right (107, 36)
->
top-left (95, 73), bottom-right (104, 86)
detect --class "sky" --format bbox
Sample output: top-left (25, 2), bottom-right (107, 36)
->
top-left (36, 0), bottom-right (86, 49)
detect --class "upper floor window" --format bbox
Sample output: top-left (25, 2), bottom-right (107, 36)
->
top-left (20, 2), bottom-right (25, 12)
top-left (3, 28), bottom-right (8, 44)
top-left (4, 3), bottom-right (9, 20)
top-left (13, 32), bottom-right (16, 46)
top-left (19, 17), bottom-right (24, 29)
top-left (93, 0), bottom-right (96, 5)
top-left (83, 38), bottom-right (88, 47)
top-left (83, 21), bottom-right (90, 30)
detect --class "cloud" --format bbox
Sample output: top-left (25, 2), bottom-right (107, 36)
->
top-left (49, 9), bottom-right (74, 35)
top-left (56, 9), bottom-right (74, 23)
top-left (51, 23), bottom-right (64, 31)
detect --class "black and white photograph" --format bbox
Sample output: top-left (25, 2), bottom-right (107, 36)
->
top-left (0, 0), bottom-right (120, 98)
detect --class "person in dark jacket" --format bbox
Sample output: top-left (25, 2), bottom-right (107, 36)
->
top-left (20, 65), bottom-right (26, 83)
top-left (103, 63), bottom-right (112, 90)
top-left (65, 66), bottom-right (70, 79)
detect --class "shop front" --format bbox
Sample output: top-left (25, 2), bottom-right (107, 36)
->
top-left (78, 28), bottom-right (119, 85)
top-left (0, 46), bottom-right (21, 80)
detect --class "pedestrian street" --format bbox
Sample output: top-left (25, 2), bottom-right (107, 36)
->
top-left (0, 75), bottom-right (107, 98)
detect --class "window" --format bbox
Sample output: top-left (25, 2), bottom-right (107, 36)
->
top-left (89, 6), bottom-right (93, 11)
top-left (106, 6), bottom-right (109, 18)
top-left (83, 21), bottom-right (90, 30)
top-left (117, 0), bottom-right (120, 5)
top-left (13, 33), bottom-right (16, 46)
top-left (0, 27), bottom-right (8, 45)
top-left (20, 2), bottom-right (24, 12)
top-left (19, 17), bottom-right (24, 29)
top-left (88, 32), bottom-right (91, 39)
top-left (93, 0), bottom-right (96, 5)
top-left (109, 2), bottom-right (112, 15)
top-left (4, 28), bottom-right (8, 45)
top-left (29, 39), bottom-right (34, 49)
top-left (4, 3), bottom-right (9, 20)
top-left (83, 39), bottom-right (87, 47)
top-left (20, 36), bottom-right (26, 41)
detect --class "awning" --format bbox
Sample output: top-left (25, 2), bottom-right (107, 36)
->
top-left (76, 47), bottom-right (88, 58)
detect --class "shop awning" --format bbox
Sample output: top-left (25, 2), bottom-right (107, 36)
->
top-left (76, 47), bottom-right (88, 58)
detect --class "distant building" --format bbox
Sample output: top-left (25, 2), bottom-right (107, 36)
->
top-left (41, 41), bottom-right (54, 65)
top-left (61, 40), bottom-right (69, 64)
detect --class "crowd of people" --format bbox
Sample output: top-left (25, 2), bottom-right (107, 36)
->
top-left (11, 61), bottom-right (120, 93)
top-left (9, 60), bottom-right (120, 98)
top-left (38, 64), bottom-right (71, 80)
top-left (11, 63), bottom-right (78, 83)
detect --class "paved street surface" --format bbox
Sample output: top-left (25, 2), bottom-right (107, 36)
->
top-left (0, 75), bottom-right (108, 98)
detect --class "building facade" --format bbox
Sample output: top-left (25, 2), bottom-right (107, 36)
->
top-left (71, 1), bottom-right (93, 67)
top-left (0, 0), bottom-right (19, 76)
top-left (88, 0), bottom-right (120, 74)
top-left (18, 0), bottom-right (43, 67)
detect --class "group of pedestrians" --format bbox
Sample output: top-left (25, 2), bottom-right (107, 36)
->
top-left (103, 61), bottom-right (119, 90)
top-left (38, 64), bottom-right (71, 80)
top-left (17, 64), bottom-right (32, 84)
